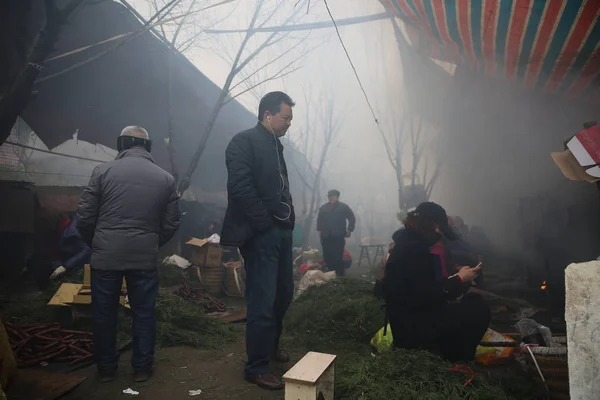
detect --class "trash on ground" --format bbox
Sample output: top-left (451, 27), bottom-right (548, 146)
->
top-left (296, 270), bottom-right (336, 297)
top-left (163, 255), bottom-right (192, 269)
top-left (189, 389), bottom-right (202, 396)
top-left (206, 234), bottom-right (220, 244)
top-left (123, 388), bottom-right (139, 395)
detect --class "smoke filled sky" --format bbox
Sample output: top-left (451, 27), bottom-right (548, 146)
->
top-left (130, 0), bottom-right (410, 236)
top-left (123, 0), bottom-right (600, 256)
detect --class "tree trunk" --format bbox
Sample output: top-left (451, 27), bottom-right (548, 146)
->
top-left (0, 0), bottom-right (83, 145)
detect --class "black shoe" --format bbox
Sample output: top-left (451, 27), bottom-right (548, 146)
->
top-left (99, 372), bottom-right (117, 383)
top-left (134, 370), bottom-right (152, 382)
top-left (245, 374), bottom-right (284, 390)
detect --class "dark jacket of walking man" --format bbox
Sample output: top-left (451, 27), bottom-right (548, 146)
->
top-left (77, 126), bottom-right (181, 383)
top-left (317, 190), bottom-right (355, 276)
top-left (221, 92), bottom-right (295, 391)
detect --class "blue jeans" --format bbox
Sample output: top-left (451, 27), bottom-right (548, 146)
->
top-left (240, 225), bottom-right (294, 377)
top-left (91, 269), bottom-right (159, 374)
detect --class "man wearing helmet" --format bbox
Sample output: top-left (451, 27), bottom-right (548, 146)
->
top-left (77, 126), bottom-right (181, 383)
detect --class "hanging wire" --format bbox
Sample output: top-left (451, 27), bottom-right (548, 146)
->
top-left (322, 0), bottom-right (380, 125)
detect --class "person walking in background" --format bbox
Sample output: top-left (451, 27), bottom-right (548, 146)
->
top-left (220, 92), bottom-right (296, 391)
top-left (77, 126), bottom-right (181, 383)
top-left (317, 190), bottom-right (355, 276)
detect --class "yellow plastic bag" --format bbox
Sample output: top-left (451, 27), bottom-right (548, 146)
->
top-left (370, 324), bottom-right (393, 353)
top-left (475, 328), bottom-right (517, 365)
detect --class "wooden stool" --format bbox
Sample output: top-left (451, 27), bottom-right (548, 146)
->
top-left (358, 245), bottom-right (372, 268)
top-left (283, 351), bottom-right (336, 400)
top-left (372, 244), bottom-right (385, 266)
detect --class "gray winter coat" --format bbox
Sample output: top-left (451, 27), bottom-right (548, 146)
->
top-left (77, 149), bottom-right (181, 271)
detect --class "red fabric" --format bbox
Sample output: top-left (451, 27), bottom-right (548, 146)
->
top-left (57, 216), bottom-right (71, 236)
top-left (575, 125), bottom-right (600, 164)
top-left (343, 249), bottom-right (352, 262)
top-left (430, 241), bottom-right (448, 278)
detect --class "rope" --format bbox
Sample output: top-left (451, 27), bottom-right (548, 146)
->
top-left (3, 140), bottom-right (109, 163)
top-left (524, 345), bottom-right (550, 395)
top-left (448, 364), bottom-right (490, 387)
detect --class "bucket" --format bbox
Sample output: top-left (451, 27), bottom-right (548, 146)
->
top-left (196, 265), bottom-right (225, 296)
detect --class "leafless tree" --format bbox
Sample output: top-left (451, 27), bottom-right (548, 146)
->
top-left (376, 17), bottom-right (442, 212)
top-left (288, 90), bottom-right (343, 249)
top-left (177, 0), bottom-right (314, 194)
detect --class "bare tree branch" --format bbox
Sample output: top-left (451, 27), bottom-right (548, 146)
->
top-left (178, 0), bottom-right (267, 193)
top-left (228, 31), bottom-right (311, 93)
top-left (150, 0), bottom-right (169, 37)
top-left (36, 0), bottom-right (182, 84)
top-left (226, 64), bottom-right (304, 103)
top-left (204, 12), bottom-right (392, 33)
top-left (0, 0), bottom-right (85, 144)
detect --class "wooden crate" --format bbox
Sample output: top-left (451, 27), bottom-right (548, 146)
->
top-left (283, 352), bottom-right (336, 400)
top-left (186, 238), bottom-right (223, 268)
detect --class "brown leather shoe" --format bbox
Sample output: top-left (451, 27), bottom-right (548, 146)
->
top-left (245, 374), bottom-right (284, 390)
top-left (272, 349), bottom-right (290, 363)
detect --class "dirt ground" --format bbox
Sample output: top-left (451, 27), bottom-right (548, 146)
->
top-left (62, 338), bottom-right (293, 400)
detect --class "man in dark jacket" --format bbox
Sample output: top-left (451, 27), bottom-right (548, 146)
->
top-left (77, 126), bottom-right (181, 383)
top-left (221, 92), bottom-right (295, 391)
top-left (316, 190), bottom-right (355, 276)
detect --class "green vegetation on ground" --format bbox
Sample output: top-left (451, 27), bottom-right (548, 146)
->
top-left (284, 278), bottom-right (543, 400)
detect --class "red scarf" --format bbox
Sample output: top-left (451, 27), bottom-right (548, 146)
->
top-left (430, 241), bottom-right (448, 278)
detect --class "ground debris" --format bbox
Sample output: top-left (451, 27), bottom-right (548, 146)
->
top-left (173, 283), bottom-right (226, 313)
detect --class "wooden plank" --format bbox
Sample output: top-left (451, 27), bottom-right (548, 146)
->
top-left (285, 382), bottom-right (316, 400)
top-left (283, 352), bottom-right (336, 385)
top-left (7, 370), bottom-right (86, 400)
top-left (315, 364), bottom-right (334, 400)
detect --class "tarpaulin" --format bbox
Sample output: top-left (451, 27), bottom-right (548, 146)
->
top-left (381, 0), bottom-right (600, 100)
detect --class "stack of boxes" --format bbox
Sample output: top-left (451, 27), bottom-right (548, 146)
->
top-left (186, 238), bottom-right (224, 296)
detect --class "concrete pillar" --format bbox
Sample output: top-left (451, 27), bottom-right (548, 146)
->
top-left (565, 260), bottom-right (600, 400)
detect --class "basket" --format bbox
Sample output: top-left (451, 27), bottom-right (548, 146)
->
top-left (523, 338), bottom-right (569, 400)
top-left (196, 264), bottom-right (225, 296)
top-left (223, 262), bottom-right (245, 298)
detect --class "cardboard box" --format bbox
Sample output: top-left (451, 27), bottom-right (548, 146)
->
top-left (186, 238), bottom-right (223, 267)
top-left (553, 124), bottom-right (600, 182)
top-left (567, 124), bottom-right (600, 177)
top-left (551, 150), bottom-right (600, 183)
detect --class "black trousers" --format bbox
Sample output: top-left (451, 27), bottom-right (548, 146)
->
top-left (239, 225), bottom-right (294, 378)
top-left (321, 235), bottom-right (346, 276)
top-left (92, 269), bottom-right (159, 374)
top-left (389, 293), bottom-right (490, 362)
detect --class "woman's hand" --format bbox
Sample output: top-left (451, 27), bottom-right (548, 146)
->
top-left (457, 265), bottom-right (481, 283)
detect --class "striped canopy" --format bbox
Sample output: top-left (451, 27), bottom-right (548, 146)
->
top-left (380, 0), bottom-right (600, 101)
